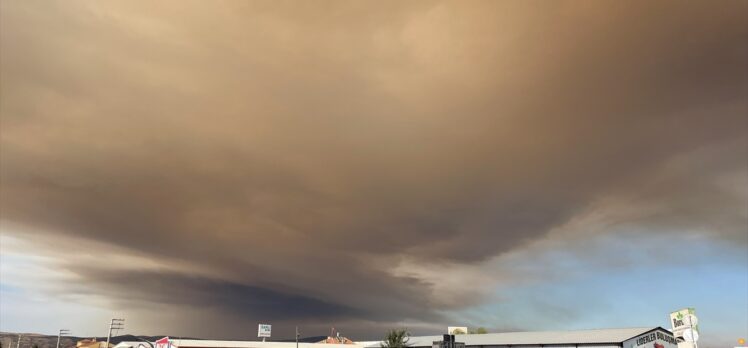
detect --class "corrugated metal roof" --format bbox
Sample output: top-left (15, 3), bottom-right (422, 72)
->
top-left (364, 327), bottom-right (661, 347)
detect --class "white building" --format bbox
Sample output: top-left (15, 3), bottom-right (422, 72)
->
top-left (369, 327), bottom-right (678, 348)
top-left (156, 327), bottom-right (676, 348)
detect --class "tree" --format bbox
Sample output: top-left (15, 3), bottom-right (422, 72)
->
top-left (469, 328), bottom-right (487, 334)
top-left (381, 329), bottom-right (411, 348)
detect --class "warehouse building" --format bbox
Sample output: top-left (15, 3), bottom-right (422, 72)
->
top-left (156, 327), bottom-right (676, 348)
top-left (362, 327), bottom-right (678, 348)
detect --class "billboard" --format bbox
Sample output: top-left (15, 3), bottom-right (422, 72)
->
top-left (622, 328), bottom-right (678, 348)
top-left (258, 324), bottom-right (272, 338)
top-left (447, 327), bottom-right (468, 335)
top-left (670, 308), bottom-right (699, 345)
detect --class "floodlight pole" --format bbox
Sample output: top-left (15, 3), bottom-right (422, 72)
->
top-left (57, 329), bottom-right (71, 348)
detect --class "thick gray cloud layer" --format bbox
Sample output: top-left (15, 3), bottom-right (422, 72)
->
top-left (1, 0), bottom-right (746, 339)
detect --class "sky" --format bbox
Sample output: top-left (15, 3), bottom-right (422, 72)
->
top-left (0, 1), bottom-right (746, 347)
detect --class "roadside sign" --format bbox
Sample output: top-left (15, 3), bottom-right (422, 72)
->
top-left (258, 324), bottom-right (272, 338)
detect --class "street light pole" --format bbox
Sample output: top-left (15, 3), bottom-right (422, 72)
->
top-left (295, 327), bottom-right (299, 348)
top-left (57, 329), bottom-right (71, 348)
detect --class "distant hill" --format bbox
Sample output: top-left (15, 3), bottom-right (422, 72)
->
top-left (275, 336), bottom-right (327, 343)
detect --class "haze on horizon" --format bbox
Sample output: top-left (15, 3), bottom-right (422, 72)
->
top-left (0, 1), bottom-right (746, 347)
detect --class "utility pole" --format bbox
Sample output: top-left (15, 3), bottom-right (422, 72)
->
top-left (106, 318), bottom-right (125, 348)
top-left (57, 329), bottom-right (71, 348)
top-left (295, 327), bottom-right (299, 348)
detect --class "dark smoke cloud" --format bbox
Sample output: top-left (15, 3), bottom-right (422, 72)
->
top-left (71, 268), bottom-right (363, 321)
top-left (1, 0), bottom-right (746, 338)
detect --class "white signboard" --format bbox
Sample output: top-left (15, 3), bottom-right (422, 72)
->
top-left (670, 308), bottom-right (699, 344)
top-left (447, 327), bottom-right (468, 335)
top-left (623, 329), bottom-right (678, 348)
top-left (258, 324), bottom-right (272, 338)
